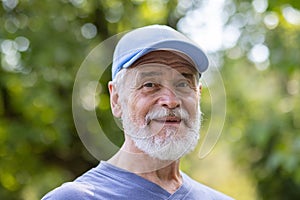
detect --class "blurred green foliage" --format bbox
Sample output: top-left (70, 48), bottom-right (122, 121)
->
top-left (0, 0), bottom-right (300, 199)
top-left (222, 0), bottom-right (300, 199)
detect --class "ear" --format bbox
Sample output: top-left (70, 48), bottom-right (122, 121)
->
top-left (108, 81), bottom-right (122, 118)
top-left (199, 82), bottom-right (202, 94)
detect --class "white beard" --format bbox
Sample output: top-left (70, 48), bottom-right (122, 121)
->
top-left (121, 105), bottom-right (202, 161)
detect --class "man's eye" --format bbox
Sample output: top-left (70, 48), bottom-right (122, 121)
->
top-left (143, 82), bottom-right (156, 88)
top-left (176, 81), bottom-right (189, 88)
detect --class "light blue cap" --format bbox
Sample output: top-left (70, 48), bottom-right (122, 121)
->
top-left (112, 25), bottom-right (209, 80)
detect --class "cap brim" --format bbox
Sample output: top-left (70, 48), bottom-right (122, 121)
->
top-left (122, 40), bottom-right (209, 73)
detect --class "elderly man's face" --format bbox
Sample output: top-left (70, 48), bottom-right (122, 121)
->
top-left (116, 50), bottom-right (202, 160)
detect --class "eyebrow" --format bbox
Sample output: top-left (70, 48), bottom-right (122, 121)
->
top-left (181, 73), bottom-right (195, 80)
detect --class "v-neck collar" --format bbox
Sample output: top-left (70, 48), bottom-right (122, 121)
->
top-left (98, 161), bottom-right (192, 199)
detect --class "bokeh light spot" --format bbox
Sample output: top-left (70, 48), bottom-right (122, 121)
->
top-left (81, 23), bottom-right (97, 39)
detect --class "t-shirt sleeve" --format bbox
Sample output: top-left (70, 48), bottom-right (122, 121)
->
top-left (41, 182), bottom-right (95, 200)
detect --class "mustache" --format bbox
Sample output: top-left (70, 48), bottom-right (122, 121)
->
top-left (145, 107), bottom-right (189, 125)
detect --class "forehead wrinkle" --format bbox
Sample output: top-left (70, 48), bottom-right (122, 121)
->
top-left (138, 71), bottom-right (162, 79)
top-left (132, 60), bottom-right (198, 80)
top-left (132, 64), bottom-right (197, 82)
top-left (136, 70), bottom-right (196, 86)
top-left (126, 50), bottom-right (200, 85)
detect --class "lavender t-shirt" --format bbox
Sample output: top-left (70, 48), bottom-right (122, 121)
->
top-left (42, 161), bottom-right (233, 200)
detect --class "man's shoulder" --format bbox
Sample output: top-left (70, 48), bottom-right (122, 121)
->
top-left (41, 182), bottom-right (95, 200)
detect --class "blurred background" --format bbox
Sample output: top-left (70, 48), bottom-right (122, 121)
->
top-left (1, 0), bottom-right (300, 199)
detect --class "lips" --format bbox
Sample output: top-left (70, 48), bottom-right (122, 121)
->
top-left (152, 116), bottom-right (181, 124)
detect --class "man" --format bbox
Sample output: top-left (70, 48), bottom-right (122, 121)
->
top-left (42, 25), bottom-right (233, 199)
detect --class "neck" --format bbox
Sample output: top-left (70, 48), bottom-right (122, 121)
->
top-left (137, 160), bottom-right (182, 194)
top-left (107, 139), bottom-right (183, 194)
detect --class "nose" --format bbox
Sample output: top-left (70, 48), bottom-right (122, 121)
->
top-left (157, 87), bottom-right (181, 109)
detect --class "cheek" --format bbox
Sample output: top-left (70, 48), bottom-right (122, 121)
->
top-left (184, 96), bottom-right (200, 116)
top-left (127, 94), bottom-right (152, 126)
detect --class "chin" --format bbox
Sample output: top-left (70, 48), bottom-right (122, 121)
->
top-left (133, 127), bottom-right (200, 161)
